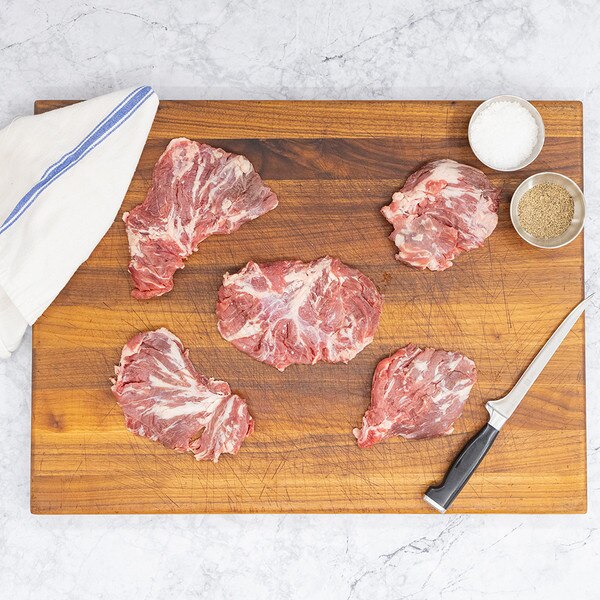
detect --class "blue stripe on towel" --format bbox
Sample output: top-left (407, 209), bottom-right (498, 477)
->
top-left (38, 87), bottom-right (142, 181)
top-left (0, 85), bottom-right (155, 235)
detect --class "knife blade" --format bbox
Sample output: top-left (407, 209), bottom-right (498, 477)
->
top-left (423, 294), bottom-right (593, 514)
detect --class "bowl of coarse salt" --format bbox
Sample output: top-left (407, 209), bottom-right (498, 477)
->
top-left (468, 95), bottom-right (544, 171)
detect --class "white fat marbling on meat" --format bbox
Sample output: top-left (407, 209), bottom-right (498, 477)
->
top-left (124, 138), bottom-right (278, 299)
top-left (354, 344), bottom-right (477, 446)
top-left (382, 159), bottom-right (500, 271)
top-left (111, 328), bottom-right (253, 462)
top-left (217, 257), bottom-right (383, 371)
top-left (235, 155), bottom-right (253, 174)
top-left (170, 140), bottom-right (197, 181)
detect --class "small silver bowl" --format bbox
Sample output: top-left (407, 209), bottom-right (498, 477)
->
top-left (510, 172), bottom-right (585, 249)
top-left (468, 95), bottom-right (545, 171)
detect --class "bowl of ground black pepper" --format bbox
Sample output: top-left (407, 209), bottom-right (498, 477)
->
top-left (510, 172), bottom-right (585, 249)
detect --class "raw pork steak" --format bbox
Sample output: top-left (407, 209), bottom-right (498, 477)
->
top-left (216, 256), bottom-right (383, 371)
top-left (125, 138), bottom-right (278, 299)
top-left (354, 344), bottom-right (476, 447)
top-left (111, 328), bottom-right (253, 462)
top-left (382, 159), bottom-right (500, 270)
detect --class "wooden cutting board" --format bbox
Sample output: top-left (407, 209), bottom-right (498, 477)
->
top-left (31, 100), bottom-right (585, 514)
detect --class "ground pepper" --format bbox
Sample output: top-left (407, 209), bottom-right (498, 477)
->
top-left (517, 182), bottom-right (574, 239)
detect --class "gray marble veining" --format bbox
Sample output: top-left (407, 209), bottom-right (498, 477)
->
top-left (1, 1), bottom-right (598, 598)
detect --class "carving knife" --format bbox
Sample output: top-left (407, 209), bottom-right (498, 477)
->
top-left (424, 294), bottom-right (593, 513)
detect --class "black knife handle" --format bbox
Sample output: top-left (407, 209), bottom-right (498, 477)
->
top-left (424, 423), bottom-right (500, 513)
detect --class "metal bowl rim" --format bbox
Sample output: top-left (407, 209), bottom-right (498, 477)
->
top-left (510, 171), bottom-right (586, 249)
top-left (468, 95), bottom-right (546, 172)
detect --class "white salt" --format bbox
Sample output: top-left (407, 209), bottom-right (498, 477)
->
top-left (470, 100), bottom-right (540, 170)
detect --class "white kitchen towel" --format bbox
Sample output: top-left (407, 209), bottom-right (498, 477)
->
top-left (0, 86), bottom-right (158, 358)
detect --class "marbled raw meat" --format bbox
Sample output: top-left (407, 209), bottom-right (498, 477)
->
top-left (111, 328), bottom-right (253, 462)
top-left (354, 344), bottom-right (476, 447)
top-left (382, 159), bottom-right (500, 270)
top-left (124, 138), bottom-right (278, 299)
top-left (216, 256), bottom-right (383, 371)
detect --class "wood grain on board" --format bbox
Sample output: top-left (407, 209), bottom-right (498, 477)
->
top-left (31, 101), bottom-right (585, 514)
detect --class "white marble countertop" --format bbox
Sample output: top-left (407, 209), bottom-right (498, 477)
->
top-left (1, 1), bottom-right (598, 598)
